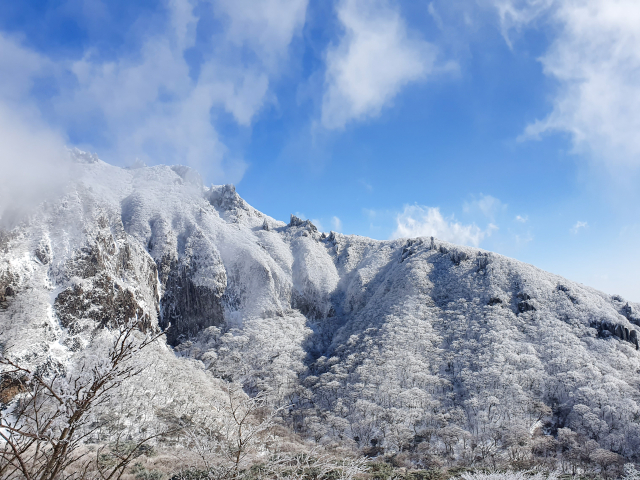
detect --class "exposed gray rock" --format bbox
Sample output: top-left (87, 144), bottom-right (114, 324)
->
top-left (208, 184), bottom-right (251, 217)
top-left (476, 252), bottom-right (490, 272)
top-left (160, 268), bottom-right (225, 345)
top-left (159, 246), bottom-right (226, 345)
top-left (595, 321), bottom-right (639, 349)
top-left (518, 301), bottom-right (536, 313)
top-left (35, 241), bottom-right (51, 265)
top-left (54, 274), bottom-right (151, 334)
top-left (289, 214), bottom-right (318, 233)
top-left (621, 302), bottom-right (640, 327)
top-left (517, 292), bottom-right (532, 301)
top-left (556, 284), bottom-right (579, 304)
top-left (449, 250), bottom-right (469, 266)
top-left (400, 239), bottom-right (421, 262)
top-left (0, 270), bottom-right (18, 309)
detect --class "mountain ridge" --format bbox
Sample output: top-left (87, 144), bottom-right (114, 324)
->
top-left (1, 155), bottom-right (640, 458)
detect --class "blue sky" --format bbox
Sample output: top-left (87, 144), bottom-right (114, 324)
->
top-left (0, 0), bottom-right (639, 300)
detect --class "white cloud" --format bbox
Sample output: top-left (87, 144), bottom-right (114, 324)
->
top-left (515, 215), bottom-right (528, 223)
top-left (331, 216), bottom-right (343, 232)
top-left (463, 193), bottom-right (506, 220)
top-left (571, 220), bottom-right (588, 234)
top-left (0, 103), bottom-right (73, 227)
top-left (0, 34), bottom-right (75, 225)
top-left (0, 0), bottom-right (308, 182)
top-left (427, 2), bottom-right (445, 31)
top-left (321, 0), bottom-right (441, 129)
top-left (391, 204), bottom-right (496, 247)
top-left (0, 33), bottom-right (54, 101)
top-left (495, 0), bottom-right (640, 167)
top-left (491, 0), bottom-right (555, 48)
top-left (215, 0), bottom-right (308, 71)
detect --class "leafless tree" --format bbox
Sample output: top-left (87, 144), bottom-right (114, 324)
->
top-left (0, 319), bottom-right (166, 480)
top-left (181, 384), bottom-right (288, 479)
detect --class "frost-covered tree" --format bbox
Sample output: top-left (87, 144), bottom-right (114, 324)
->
top-left (181, 385), bottom-right (286, 478)
top-left (621, 464), bottom-right (640, 480)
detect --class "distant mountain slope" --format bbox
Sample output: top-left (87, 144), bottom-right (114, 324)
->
top-left (1, 156), bottom-right (639, 458)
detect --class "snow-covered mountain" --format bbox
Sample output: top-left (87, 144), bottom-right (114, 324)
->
top-left (2, 155), bottom-right (640, 457)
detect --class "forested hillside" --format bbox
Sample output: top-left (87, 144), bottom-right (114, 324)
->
top-left (1, 153), bottom-right (639, 478)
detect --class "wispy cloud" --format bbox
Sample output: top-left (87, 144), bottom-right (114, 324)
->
top-left (0, 104), bottom-right (72, 226)
top-left (391, 204), bottom-right (496, 247)
top-left (515, 215), bottom-right (528, 223)
top-left (358, 178), bottom-right (373, 192)
top-left (216, 0), bottom-right (309, 72)
top-left (463, 193), bottom-right (506, 220)
top-left (491, 0), bottom-right (555, 49)
top-left (321, 0), bottom-right (446, 129)
top-left (0, 0), bottom-right (308, 183)
top-left (427, 2), bottom-right (445, 31)
top-left (363, 208), bottom-right (378, 219)
top-left (331, 216), bottom-right (343, 232)
top-left (570, 220), bottom-right (588, 234)
top-left (494, 0), bottom-right (640, 168)
top-left (514, 232), bottom-right (533, 245)
top-left (310, 218), bottom-right (324, 232)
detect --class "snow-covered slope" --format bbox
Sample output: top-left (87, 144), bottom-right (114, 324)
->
top-left (1, 157), bottom-right (640, 456)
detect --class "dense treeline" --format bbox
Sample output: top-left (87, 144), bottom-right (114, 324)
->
top-left (3, 320), bottom-right (639, 480)
top-left (183, 268), bottom-right (640, 475)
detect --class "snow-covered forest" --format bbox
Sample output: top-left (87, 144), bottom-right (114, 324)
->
top-left (1, 154), bottom-right (640, 479)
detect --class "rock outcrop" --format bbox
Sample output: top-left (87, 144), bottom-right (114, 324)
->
top-left (593, 320), bottom-right (639, 349)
